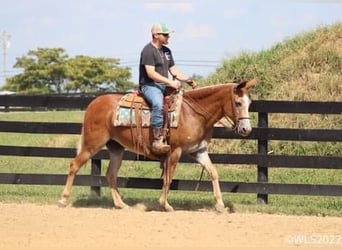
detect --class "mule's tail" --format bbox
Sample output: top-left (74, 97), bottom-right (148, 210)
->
top-left (76, 126), bottom-right (84, 155)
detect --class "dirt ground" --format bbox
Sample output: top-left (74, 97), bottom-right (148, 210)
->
top-left (0, 203), bottom-right (341, 250)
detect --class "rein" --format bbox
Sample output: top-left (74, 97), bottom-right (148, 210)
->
top-left (183, 86), bottom-right (248, 132)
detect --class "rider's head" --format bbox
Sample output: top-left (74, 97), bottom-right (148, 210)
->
top-left (151, 23), bottom-right (174, 45)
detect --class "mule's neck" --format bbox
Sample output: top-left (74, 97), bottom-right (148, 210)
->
top-left (183, 84), bottom-right (236, 127)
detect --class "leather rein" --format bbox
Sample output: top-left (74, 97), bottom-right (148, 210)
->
top-left (183, 86), bottom-right (250, 132)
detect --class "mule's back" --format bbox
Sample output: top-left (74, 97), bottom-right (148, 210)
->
top-left (113, 92), bottom-right (183, 128)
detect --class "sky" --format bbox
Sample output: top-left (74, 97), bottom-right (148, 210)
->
top-left (0, 0), bottom-right (341, 87)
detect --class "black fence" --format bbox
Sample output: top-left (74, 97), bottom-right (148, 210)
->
top-left (0, 94), bottom-right (341, 204)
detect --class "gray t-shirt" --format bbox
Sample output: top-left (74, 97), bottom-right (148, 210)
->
top-left (139, 43), bottom-right (175, 85)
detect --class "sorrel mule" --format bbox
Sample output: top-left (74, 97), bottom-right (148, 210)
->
top-left (58, 79), bottom-right (257, 212)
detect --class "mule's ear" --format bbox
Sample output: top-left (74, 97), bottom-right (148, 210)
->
top-left (236, 81), bottom-right (247, 91)
top-left (236, 78), bottom-right (258, 92)
top-left (245, 78), bottom-right (258, 89)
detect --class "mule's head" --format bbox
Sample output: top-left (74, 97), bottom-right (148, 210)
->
top-left (230, 78), bottom-right (257, 136)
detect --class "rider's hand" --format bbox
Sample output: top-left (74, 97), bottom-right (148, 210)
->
top-left (186, 79), bottom-right (197, 89)
top-left (169, 80), bottom-right (182, 90)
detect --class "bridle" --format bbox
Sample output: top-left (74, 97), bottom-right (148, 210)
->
top-left (225, 86), bottom-right (251, 132)
top-left (183, 85), bottom-right (250, 133)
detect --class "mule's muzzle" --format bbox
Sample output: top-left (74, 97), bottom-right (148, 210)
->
top-left (236, 118), bottom-right (252, 137)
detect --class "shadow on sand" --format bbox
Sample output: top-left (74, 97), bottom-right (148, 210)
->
top-left (72, 194), bottom-right (235, 213)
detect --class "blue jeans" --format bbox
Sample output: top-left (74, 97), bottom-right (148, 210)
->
top-left (140, 83), bottom-right (166, 129)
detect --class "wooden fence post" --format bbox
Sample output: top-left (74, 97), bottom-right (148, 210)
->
top-left (90, 158), bottom-right (101, 198)
top-left (257, 112), bottom-right (268, 204)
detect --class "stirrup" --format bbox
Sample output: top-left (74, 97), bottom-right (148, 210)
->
top-left (152, 141), bottom-right (170, 155)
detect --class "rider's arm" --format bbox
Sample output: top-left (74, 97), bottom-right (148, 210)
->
top-left (145, 65), bottom-right (180, 89)
top-left (169, 65), bottom-right (197, 88)
top-left (169, 65), bottom-right (188, 81)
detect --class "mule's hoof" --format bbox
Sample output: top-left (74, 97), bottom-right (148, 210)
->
top-left (163, 204), bottom-right (174, 212)
top-left (114, 204), bottom-right (129, 210)
top-left (215, 203), bottom-right (227, 213)
top-left (57, 200), bottom-right (67, 208)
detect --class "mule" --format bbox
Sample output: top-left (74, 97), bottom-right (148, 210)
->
top-left (58, 79), bottom-right (257, 212)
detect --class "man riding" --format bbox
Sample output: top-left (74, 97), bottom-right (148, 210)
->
top-left (139, 23), bottom-right (196, 155)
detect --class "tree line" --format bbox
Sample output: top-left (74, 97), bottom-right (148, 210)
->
top-left (1, 48), bottom-right (136, 94)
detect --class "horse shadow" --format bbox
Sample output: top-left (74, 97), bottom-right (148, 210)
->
top-left (72, 194), bottom-right (235, 213)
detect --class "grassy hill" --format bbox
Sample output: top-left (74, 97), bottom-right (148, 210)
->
top-left (203, 22), bottom-right (341, 157)
top-left (205, 22), bottom-right (341, 101)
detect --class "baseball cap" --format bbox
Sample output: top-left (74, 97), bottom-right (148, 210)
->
top-left (151, 23), bottom-right (174, 34)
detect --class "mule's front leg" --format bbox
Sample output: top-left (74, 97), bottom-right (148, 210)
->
top-left (209, 167), bottom-right (226, 213)
top-left (159, 181), bottom-right (174, 212)
top-left (159, 161), bottom-right (176, 212)
top-left (191, 148), bottom-right (226, 213)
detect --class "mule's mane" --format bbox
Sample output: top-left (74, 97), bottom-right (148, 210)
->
top-left (184, 83), bottom-right (236, 100)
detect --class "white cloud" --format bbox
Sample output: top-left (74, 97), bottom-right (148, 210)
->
top-left (144, 2), bottom-right (193, 13)
top-left (271, 12), bottom-right (321, 29)
top-left (223, 6), bottom-right (248, 19)
top-left (173, 2), bottom-right (193, 12)
top-left (181, 23), bottom-right (215, 39)
top-left (271, 15), bottom-right (300, 28)
top-left (144, 2), bottom-right (163, 10)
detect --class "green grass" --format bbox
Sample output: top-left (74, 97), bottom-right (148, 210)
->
top-left (0, 108), bottom-right (341, 217)
top-left (0, 110), bottom-right (85, 122)
top-left (0, 183), bottom-right (341, 217)
top-left (0, 145), bottom-right (341, 216)
top-left (0, 23), bottom-right (341, 216)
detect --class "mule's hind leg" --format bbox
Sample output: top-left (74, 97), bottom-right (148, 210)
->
top-left (190, 148), bottom-right (226, 213)
top-left (58, 130), bottom-right (110, 207)
top-left (159, 148), bottom-right (182, 212)
top-left (58, 149), bottom-right (91, 207)
top-left (105, 140), bottom-right (128, 209)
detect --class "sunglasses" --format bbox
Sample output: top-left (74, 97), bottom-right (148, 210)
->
top-left (158, 33), bottom-right (169, 37)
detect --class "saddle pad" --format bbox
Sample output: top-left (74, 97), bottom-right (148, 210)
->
top-left (113, 92), bottom-right (183, 127)
top-left (114, 108), bottom-right (151, 127)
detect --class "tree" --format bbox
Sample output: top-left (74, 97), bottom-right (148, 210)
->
top-left (4, 48), bottom-right (68, 93)
top-left (2, 47), bottom-right (136, 93)
top-left (65, 55), bottom-right (134, 92)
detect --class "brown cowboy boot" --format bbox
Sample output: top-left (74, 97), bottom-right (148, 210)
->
top-left (152, 128), bottom-right (170, 155)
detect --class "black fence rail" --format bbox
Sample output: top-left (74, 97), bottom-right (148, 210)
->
top-left (0, 94), bottom-right (341, 204)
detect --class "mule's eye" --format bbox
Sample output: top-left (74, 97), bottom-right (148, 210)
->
top-left (235, 102), bottom-right (242, 107)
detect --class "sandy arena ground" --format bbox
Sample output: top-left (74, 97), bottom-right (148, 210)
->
top-left (0, 202), bottom-right (341, 250)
